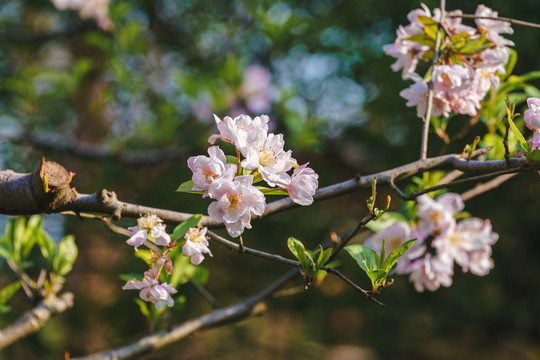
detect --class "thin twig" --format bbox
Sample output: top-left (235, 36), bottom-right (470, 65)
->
top-left (322, 267), bottom-right (384, 307)
top-left (189, 279), bottom-right (221, 309)
top-left (448, 14), bottom-right (540, 29)
top-left (504, 122), bottom-right (511, 167)
top-left (325, 214), bottom-right (376, 265)
top-left (460, 173), bottom-right (518, 201)
top-left (390, 164), bottom-right (540, 200)
top-left (420, 0), bottom-right (446, 160)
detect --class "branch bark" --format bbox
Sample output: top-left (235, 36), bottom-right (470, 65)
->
top-left (0, 292), bottom-right (74, 350)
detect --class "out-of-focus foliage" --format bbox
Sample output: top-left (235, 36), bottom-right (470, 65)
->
top-left (1, 1), bottom-right (540, 359)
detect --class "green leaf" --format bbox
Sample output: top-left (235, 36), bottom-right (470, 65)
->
top-left (404, 34), bottom-right (434, 47)
top-left (316, 247), bottom-right (333, 269)
top-left (344, 244), bottom-right (379, 272)
top-left (175, 180), bottom-right (204, 194)
top-left (305, 251), bottom-right (315, 268)
top-left (21, 215), bottom-right (42, 258)
top-left (52, 235), bottom-right (78, 276)
top-left (255, 186), bottom-right (289, 195)
top-left (365, 212), bottom-right (407, 233)
top-left (134, 298), bottom-right (151, 318)
top-left (381, 239), bottom-right (417, 273)
top-left (379, 239), bottom-right (386, 268)
top-left (527, 148), bottom-right (540, 161)
top-left (0, 281), bottom-right (21, 308)
top-left (37, 232), bottom-right (56, 266)
top-left (225, 155), bottom-right (238, 164)
top-left (169, 255), bottom-right (209, 288)
top-left (0, 242), bottom-right (11, 261)
top-left (134, 249), bottom-right (153, 265)
top-left (172, 214), bottom-right (203, 241)
top-left (119, 273), bottom-right (142, 282)
top-left (507, 115), bottom-right (528, 153)
top-left (366, 270), bottom-right (387, 285)
top-left (287, 237), bottom-right (307, 266)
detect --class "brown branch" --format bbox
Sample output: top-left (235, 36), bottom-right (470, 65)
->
top-left (322, 267), bottom-right (384, 307)
top-left (71, 269), bottom-right (298, 360)
top-left (0, 292), bottom-right (74, 350)
top-left (1, 148), bottom-right (535, 228)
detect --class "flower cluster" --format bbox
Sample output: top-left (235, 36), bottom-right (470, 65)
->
top-left (364, 193), bottom-right (498, 292)
top-left (385, 4), bottom-right (513, 118)
top-left (186, 114), bottom-right (319, 238)
top-left (122, 214), bottom-right (212, 308)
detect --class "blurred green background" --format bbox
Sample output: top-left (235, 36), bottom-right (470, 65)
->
top-left (0, 0), bottom-right (539, 359)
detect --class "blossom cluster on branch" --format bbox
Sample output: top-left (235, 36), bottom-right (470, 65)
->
top-left (122, 214), bottom-right (211, 308)
top-left (364, 193), bottom-right (498, 292)
top-left (183, 114), bottom-right (319, 237)
top-left (385, 4), bottom-right (513, 118)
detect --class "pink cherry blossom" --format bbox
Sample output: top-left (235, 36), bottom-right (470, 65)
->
top-left (208, 114), bottom-right (269, 155)
top-left (122, 267), bottom-right (178, 309)
top-left (408, 254), bottom-right (454, 292)
top-left (416, 193), bottom-right (464, 235)
top-left (182, 227), bottom-right (212, 265)
top-left (126, 214), bottom-right (171, 250)
top-left (50, 0), bottom-right (113, 31)
top-left (187, 146), bottom-right (237, 197)
top-left (207, 176), bottom-right (266, 237)
top-left (475, 5), bottom-right (514, 47)
top-left (241, 133), bottom-right (297, 187)
top-left (399, 73), bottom-right (450, 117)
top-left (153, 254), bottom-right (174, 275)
top-left (524, 97), bottom-right (540, 132)
top-left (285, 163), bottom-right (319, 206)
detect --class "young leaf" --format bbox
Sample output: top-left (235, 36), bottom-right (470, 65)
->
top-left (316, 247), bottom-right (333, 269)
top-left (527, 148), bottom-right (540, 161)
top-left (344, 244), bottom-right (379, 273)
top-left (507, 114), bottom-right (528, 153)
top-left (287, 237), bottom-right (307, 266)
top-left (172, 214), bottom-right (203, 240)
top-left (366, 270), bottom-right (387, 285)
top-left (0, 281), bottom-right (21, 308)
top-left (52, 235), bottom-right (78, 276)
top-left (381, 239), bottom-right (417, 273)
top-left (255, 186), bottom-right (289, 195)
top-left (175, 180), bottom-right (204, 194)
top-left (37, 232), bottom-right (56, 266)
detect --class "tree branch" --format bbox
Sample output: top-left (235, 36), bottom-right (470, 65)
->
top-left (460, 173), bottom-right (518, 201)
top-left (0, 292), bottom-right (74, 350)
top-left (71, 269), bottom-right (298, 360)
top-left (448, 14), bottom-right (540, 29)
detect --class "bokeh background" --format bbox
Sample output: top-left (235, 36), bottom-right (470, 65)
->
top-left (1, 0), bottom-right (539, 359)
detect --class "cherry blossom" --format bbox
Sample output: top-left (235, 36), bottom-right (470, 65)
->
top-left (408, 254), bottom-right (454, 292)
top-left (241, 133), bottom-right (296, 187)
top-left (208, 114), bottom-right (269, 155)
top-left (416, 193), bottom-right (464, 235)
top-left (207, 176), bottom-right (266, 237)
top-left (122, 267), bottom-right (177, 309)
top-left (50, 0), bottom-right (113, 31)
top-left (188, 146), bottom-right (237, 197)
top-left (182, 227), bottom-right (212, 265)
top-left (475, 5), bottom-right (514, 47)
top-left (285, 163), bottom-right (319, 206)
top-left (524, 97), bottom-right (540, 132)
top-left (127, 214), bottom-right (171, 251)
